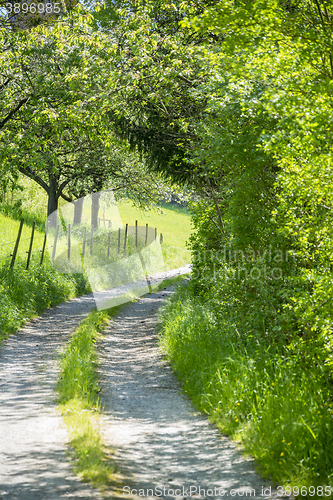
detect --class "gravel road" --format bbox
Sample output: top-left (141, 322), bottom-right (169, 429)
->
top-left (99, 288), bottom-right (278, 500)
top-left (0, 265), bottom-right (278, 500)
top-left (0, 294), bottom-right (101, 500)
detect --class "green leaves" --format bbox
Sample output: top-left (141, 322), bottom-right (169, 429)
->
top-left (176, 0), bottom-right (333, 359)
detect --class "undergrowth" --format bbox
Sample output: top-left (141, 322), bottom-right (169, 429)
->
top-left (159, 283), bottom-right (333, 499)
top-left (0, 258), bottom-right (90, 341)
top-left (57, 309), bottom-right (120, 492)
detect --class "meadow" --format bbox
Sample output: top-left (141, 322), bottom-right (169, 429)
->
top-left (0, 182), bottom-right (191, 340)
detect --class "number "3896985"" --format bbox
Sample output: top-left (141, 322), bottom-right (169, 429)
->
top-left (277, 485), bottom-right (332, 496)
top-left (6, 3), bottom-right (61, 14)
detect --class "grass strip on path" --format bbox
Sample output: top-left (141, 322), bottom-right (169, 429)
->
top-left (57, 308), bottom-right (120, 494)
top-left (56, 274), bottom-right (189, 495)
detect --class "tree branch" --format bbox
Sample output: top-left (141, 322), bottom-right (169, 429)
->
top-left (58, 178), bottom-right (71, 195)
top-left (18, 166), bottom-right (49, 193)
top-left (0, 96), bottom-right (31, 129)
top-left (59, 191), bottom-right (74, 202)
top-left (0, 77), bottom-right (12, 93)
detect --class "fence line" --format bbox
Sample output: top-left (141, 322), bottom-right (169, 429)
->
top-left (2, 218), bottom-right (164, 270)
top-left (26, 221), bottom-right (36, 270)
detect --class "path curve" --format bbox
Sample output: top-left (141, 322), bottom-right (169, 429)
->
top-left (99, 287), bottom-right (278, 500)
top-left (0, 265), bottom-right (278, 500)
top-left (0, 265), bottom-right (190, 499)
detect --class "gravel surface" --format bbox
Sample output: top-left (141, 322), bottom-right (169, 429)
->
top-left (0, 266), bottom-right (190, 500)
top-left (0, 265), bottom-right (279, 500)
top-left (0, 294), bottom-right (102, 500)
top-left (99, 288), bottom-right (279, 500)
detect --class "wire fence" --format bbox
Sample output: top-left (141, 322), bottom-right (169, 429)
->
top-left (0, 218), bottom-right (163, 271)
top-left (0, 219), bottom-right (44, 269)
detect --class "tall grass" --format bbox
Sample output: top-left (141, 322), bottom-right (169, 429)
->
top-left (0, 209), bottom-right (45, 264)
top-left (57, 309), bottom-right (119, 491)
top-left (159, 283), bottom-right (333, 498)
top-left (0, 259), bottom-right (90, 341)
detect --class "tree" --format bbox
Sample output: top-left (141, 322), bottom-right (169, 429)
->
top-left (177, 0), bottom-right (333, 349)
top-left (0, 10), bottom-right (155, 218)
top-left (91, 0), bottom-right (220, 185)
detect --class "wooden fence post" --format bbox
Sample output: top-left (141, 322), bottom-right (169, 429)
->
top-left (26, 221), bottom-right (36, 270)
top-left (51, 225), bottom-right (59, 263)
top-left (82, 227), bottom-right (86, 258)
top-left (160, 233), bottom-right (163, 244)
top-left (145, 223), bottom-right (148, 246)
top-left (118, 228), bottom-right (121, 254)
top-left (40, 221), bottom-right (48, 266)
top-left (10, 219), bottom-right (24, 269)
top-left (107, 230), bottom-right (111, 258)
top-left (67, 223), bottom-right (71, 261)
top-left (124, 223), bottom-right (128, 252)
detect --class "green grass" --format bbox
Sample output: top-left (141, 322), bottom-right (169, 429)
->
top-left (154, 274), bottom-right (191, 292)
top-left (57, 309), bottom-right (120, 493)
top-left (50, 198), bottom-right (191, 273)
top-left (57, 277), bottom-right (189, 494)
top-left (0, 259), bottom-right (90, 341)
top-left (0, 205), bottom-right (91, 342)
top-left (158, 283), bottom-right (333, 499)
top-left (117, 200), bottom-right (191, 250)
top-left (51, 199), bottom-right (191, 279)
top-left (0, 209), bottom-right (46, 264)
top-left (116, 200), bottom-right (191, 270)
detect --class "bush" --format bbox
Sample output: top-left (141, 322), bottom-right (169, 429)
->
top-left (159, 283), bottom-right (333, 494)
top-left (0, 258), bottom-right (90, 340)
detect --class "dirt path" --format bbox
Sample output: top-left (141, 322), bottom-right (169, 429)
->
top-left (0, 266), bottom-right (278, 499)
top-left (99, 288), bottom-right (278, 500)
top-left (0, 266), bottom-right (189, 499)
top-left (0, 294), bottom-right (102, 500)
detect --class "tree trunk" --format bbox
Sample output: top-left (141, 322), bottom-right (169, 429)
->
top-left (91, 192), bottom-right (100, 229)
top-left (48, 173), bottom-right (58, 228)
top-left (73, 197), bottom-right (84, 225)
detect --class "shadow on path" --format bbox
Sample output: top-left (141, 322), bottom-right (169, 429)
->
top-left (99, 290), bottom-right (279, 500)
top-left (0, 294), bottom-right (102, 500)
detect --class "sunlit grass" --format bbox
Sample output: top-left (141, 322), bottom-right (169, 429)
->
top-left (154, 274), bottom-right (190, 292)
top-left (0, 258), bottom-right (90, 341)
top-left (0, 195), bottom-right (191, 342)
top-left (117, 200), bottom-right (191, 251)
top-left (159, 283), bottom-right (333, 499)
top-left (60, 398), bottom-right (118, 489)
top-left (57, 309), bottom-right (120, 493)
top-left (0, 211), bottom-right (45, 265)
top-left (50, 200), bottom-right (191, 271)
top-left (117, 201), bottom-right (191, 269)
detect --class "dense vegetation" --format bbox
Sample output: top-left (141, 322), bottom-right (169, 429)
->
top-left (1, 0), bottom-right (333, 496)
top-left (159, 283), bottom-right (333, 494)
top-left (157, 1), bottom-right (333, 495)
